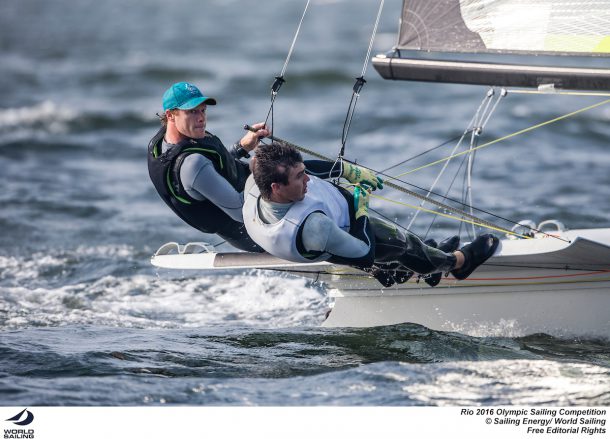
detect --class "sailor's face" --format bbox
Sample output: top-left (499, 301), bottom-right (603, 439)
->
top-left (277, 162), bottom-right (309, 202)
top-left (170, 104), bottom-right (207, 139)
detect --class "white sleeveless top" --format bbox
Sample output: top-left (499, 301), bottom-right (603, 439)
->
top-left (243, 175), bottom-right (350, 262)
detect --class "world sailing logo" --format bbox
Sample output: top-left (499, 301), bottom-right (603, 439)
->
top-left (5, 409), bottom-right (34, 427)
top-left (3, 409), bottom-right (35, 439)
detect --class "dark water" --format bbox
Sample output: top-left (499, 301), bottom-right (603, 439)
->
top-left (1, 0), bottom-right (609, 406)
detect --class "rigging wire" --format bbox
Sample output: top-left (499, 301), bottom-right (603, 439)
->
top-left (423, 152), bottom-right (470, 240)
top-left (336, 0), bottom-right (385, 160)
top-left (481, 88), bottom-right (507, 128)
top-left (381, 88), bottom-right (506, 176)
top-left (465, 134), bottom-right (479, 239)
top-left (392, 97), bottom-right (610, 178)
top-left (370, 193), bottom-right (532, 239)
top-left (263, 0), bottom-right (311, 134)
top-left (379, 131), bottom-right (472, 174)
top-left (255, 130), bottom-right (569, 241)
top-left (465, 89), bottom-right (501, 236)
top-left (406, 88), bottom-right (497, 230)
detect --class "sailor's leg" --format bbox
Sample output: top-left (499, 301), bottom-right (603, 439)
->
top-left (216, 223), bottom-right (264, 253)
top-left (399, 232), bottom-right (457, 274)
top-left (421, 236), bottom-right (460, 286)
top-left (369, 216), bottom-right (456, 275)
top-left (368, 216), bottom-right (410, 263)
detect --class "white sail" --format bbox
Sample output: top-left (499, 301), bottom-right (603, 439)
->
top-left (374, 0), bottom-right (610, 89)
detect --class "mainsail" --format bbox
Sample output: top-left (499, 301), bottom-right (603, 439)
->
top-left (374, 0), bottom-right (610, 89)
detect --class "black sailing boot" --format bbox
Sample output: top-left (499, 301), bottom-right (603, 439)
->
top-left (451, 234), bottom-right (499, 280)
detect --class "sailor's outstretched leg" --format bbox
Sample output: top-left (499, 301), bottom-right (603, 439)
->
top-left (362, 216), bottom-right (499, 286)
top-left (396, 230), bottom-right (458, 276)
top-left (368, 216), bottom-right (457, 286)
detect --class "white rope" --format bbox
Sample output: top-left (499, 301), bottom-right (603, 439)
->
top-left (339, 0), bottom-right (385, 157)
top-left (360, 0), bottom-right (385, 78)
top-left (279, 0), bottom-right (311, 79)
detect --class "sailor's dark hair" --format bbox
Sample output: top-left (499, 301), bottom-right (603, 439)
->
top-left (252, 142), bottom-right (303, 199)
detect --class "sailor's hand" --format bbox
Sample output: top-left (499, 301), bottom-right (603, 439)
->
top-left (240, 122), bottom-right (269, 151)
top-left (353, 185), bottom-right (371, 220)
top-left (342, 163), bottom-right (383, 190)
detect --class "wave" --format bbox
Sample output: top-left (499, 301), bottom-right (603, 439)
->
top-left (0, 101), bottom-right (75, 132)
top-left (0, 101), bottom-right (154, 139)
top-left (3, 356), bottom-right (608, 405)
top-left (1, 325), bottom-right (608, 382)
top-left (0, 244), bottom-right (329, 330)
top-left (0, 273), bottom-right (328, 330)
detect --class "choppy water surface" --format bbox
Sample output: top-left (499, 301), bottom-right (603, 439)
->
top-left (1, 0), bottom-right (609, 406)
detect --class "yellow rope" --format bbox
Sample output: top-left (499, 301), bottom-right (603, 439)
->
top-left (370, 193), bottom-right (532, 239)
top-left (393, 98), bottom-right (610, 178)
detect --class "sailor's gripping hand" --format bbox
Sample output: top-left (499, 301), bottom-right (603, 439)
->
top-left (342, 163), bottom-right (383, 190)
top-left (239, 122), bottom-right (269, 151)
top-left (353, 185), bottom-right (371, 219)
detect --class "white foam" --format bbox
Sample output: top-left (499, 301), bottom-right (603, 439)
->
top-left (397, 359), bottom-right (609, 405)
top-left (446, 318), bottom-right (525, 338)
top-left (0, 101), bottom-right (75, 133)
top-left (0, 244), bottom-right (136, 284)
top-left (1, 252), bottom-right (330, 329)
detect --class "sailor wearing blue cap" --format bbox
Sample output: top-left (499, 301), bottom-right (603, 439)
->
top-left (148, 82), bottom-right (269, 251)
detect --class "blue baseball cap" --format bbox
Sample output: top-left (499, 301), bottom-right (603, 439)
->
top-left (162, 82), bottom-right (217, 111)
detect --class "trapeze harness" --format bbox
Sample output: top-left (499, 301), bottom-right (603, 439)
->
top-left (147, 126), bottom-right (262, 252)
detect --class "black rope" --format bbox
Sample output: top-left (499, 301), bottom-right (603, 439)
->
top-left (380, 130), bottom-right (473, 173)
top-left (339, 76), bottom-right (367, 158)
top-left (263, 76), bottom-right (286, 137)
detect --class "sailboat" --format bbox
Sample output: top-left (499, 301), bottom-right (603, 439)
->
top-left (152, 0), bottom-right (610, 339)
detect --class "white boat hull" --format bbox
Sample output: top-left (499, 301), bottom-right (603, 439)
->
top-left (151, 228), bottom-right (610, 338)
top-left (322, 269), bottom-right (610, 338)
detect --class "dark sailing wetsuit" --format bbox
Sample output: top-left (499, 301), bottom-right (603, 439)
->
top-left (148, 126), bottom-right (262, 251)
